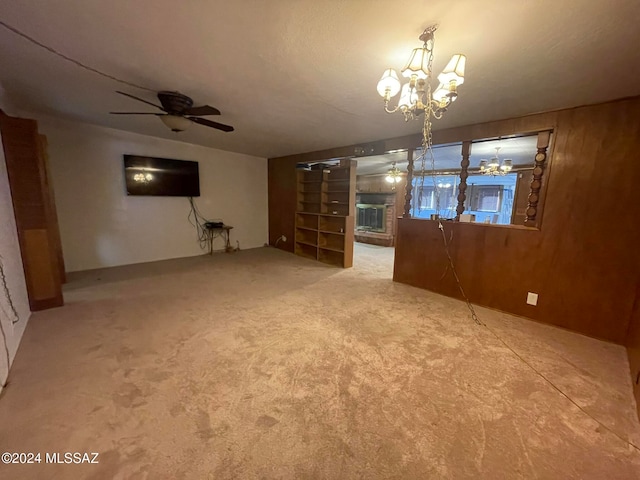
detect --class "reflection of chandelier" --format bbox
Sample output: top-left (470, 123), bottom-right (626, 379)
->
top-left (133, 171), bottom-right (153, 183)
top-left (385, 162), bottom-right (402, 185)
top-left (479, 147), bottom-right (513, 176)
top-left (376, 25), bottom-right (466, 122)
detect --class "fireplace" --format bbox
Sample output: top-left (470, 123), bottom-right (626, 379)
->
top-left (356, 204), bottom-right (387, 232)
top-left (354, 192), bottom-right (397, 247)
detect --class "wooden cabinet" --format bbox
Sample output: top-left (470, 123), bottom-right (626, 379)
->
top-left (294, 160), bottom-right (356, 267)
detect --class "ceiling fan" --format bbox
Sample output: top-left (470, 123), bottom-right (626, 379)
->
top-left (110, 91), bottom-right (234, 133)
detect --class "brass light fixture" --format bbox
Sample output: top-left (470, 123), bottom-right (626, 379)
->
top-left (385, 161), bottom-right (403, 187)
top-left (376, 25), bottom-right (466, 122)
top-left (479, 147), bottom-right (513, 176)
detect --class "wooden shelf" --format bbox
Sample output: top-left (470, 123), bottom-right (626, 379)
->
top-left (295, 240), bottom-right (317, 248)
top-left (294, 160), bottom-right (356, 268)
top-left (319, 246), bottom-right (344, 253)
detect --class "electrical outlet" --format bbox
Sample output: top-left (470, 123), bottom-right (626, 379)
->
top-left (526, 292), bottom-right (539, 306)
top-left (282, 235), bottom-right (287, 242)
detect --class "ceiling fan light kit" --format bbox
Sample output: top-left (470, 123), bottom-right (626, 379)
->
top-left (111, 90), bottom-right (234, 133)
top-left (160, 114), bottom-right (192, 132)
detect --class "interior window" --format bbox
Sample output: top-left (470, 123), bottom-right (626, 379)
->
top-left (408, 133), bottom-right (552, 226)
top-left (410, 143), bottom-right (463, 219)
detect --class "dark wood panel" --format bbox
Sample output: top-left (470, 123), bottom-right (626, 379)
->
top-left (268, 157), bottom-right (298, 253)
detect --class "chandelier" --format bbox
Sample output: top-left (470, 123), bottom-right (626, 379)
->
top-left (376, 25), bottom-right (466, 122)
top-left (385, 162), bottom-right (402, 185)
top-left (479, 147), bottom-right (513, 176)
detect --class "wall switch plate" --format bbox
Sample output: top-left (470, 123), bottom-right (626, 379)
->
top-left (527, 292), bottom-right (539, 306)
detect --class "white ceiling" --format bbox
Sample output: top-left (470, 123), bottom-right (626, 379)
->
top-left (0, 1), bottom-right (639, 159)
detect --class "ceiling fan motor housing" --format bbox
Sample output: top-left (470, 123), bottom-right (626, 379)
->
top-left (157, 91), bottom-right (194, 115)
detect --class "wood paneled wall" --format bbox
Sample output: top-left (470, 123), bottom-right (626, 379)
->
top-left (394, 97), bottom-right (640, 344)
top-left (0, 112), bottom-right (63, 310)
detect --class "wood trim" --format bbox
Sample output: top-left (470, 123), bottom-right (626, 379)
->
top-left (455, 141), bottom-right (471, 220)
top-left (525, 131), bottom-right (551, 227)
top-left (403, 148), bottom-right (414, 218)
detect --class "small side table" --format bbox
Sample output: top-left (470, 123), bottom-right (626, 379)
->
top-left (205, 225), bottom-right (233, 254)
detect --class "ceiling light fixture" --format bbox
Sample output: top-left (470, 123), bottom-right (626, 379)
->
top-left (479, 147), bottom-right (513, 176)
top-left (376, 25), bottom-right (466, 122)
top-left (160, 114), bottom-right (192, 132)
top-left (385, 162), bottom-right (403, 184)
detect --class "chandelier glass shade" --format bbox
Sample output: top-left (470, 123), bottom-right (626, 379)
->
top-left (376, 25), bottom-right (466, 122)
top-left (479, 147), bottom-right (513, 176)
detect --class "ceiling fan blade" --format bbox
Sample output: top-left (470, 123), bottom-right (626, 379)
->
top-left (116, 91), bottom-right (165, 111)
top-left (188, 116), bottom-right (234, 132)
top-left (185, 105), bottom-right (221, 116)
top-left (109, 112), bottom-right (163, 115)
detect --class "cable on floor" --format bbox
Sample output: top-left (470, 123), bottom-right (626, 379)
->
top-left (436, 219), bottom-right (640, 453)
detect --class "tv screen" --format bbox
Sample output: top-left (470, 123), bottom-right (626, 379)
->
top-left (123, 155), bottom-right (200, 197)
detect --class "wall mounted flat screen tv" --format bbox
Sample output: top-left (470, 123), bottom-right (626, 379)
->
top-left (124, 155), bottom-right (200, 197)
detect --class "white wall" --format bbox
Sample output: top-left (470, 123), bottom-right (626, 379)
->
top-left (0, 131), bottom-right (32, 391)
top-left (33, 116), bottom-right (268, 272)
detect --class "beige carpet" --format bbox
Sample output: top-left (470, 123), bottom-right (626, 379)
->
top-left (1, 244), bottom-right (639, 479)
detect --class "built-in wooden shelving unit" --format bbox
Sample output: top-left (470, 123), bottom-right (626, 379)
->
top-left (294, 159), bottom-right (356, 267)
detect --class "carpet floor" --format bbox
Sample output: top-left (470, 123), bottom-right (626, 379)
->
top-left (0, 244), bottom-right (639, 479)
